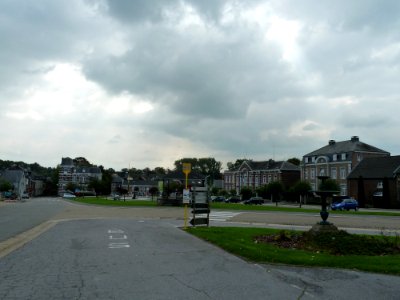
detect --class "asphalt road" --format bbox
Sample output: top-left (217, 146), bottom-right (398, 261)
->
top-left (0, 197), bottom-right (400, 299)
top-left (1, 218), bottom-right (400, 300)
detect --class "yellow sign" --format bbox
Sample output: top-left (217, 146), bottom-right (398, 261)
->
top-left (182, 163), bottom-right (191, 175)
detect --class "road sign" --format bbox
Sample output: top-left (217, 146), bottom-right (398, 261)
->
top-left (183, 189), bottom-right (190, 204)
top-left (182, 163), bottom-right (191, 175)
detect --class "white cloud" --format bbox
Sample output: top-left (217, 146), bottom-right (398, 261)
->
top-left (0, 0), bottom-right (400, 170)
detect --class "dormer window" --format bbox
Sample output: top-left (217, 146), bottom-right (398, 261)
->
top-left (333, 154), bottom-right (337, 161)
top-left (341, 153), bottom-right (346, 160)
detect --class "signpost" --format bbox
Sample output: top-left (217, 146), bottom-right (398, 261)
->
top-left (182, 163), bottom-right (191, 229)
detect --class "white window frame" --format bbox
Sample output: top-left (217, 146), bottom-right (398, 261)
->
top-left (331, 168), bottom-right (337, 179)
top-left (340, 167), bottom-right (346, 179)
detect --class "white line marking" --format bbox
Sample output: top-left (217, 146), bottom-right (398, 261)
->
top-left (109, 235), bottom-right (128, 240)
top-left (108, 229), bottom-right (124, 234)
top-left (108, 243), bottom-right (130, 248)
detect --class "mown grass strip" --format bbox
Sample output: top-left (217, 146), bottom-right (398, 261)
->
top-left (210, 203), bottom-right (400, 216)
top-left (186, 226), bottom-right (400, 275)
top-left (68, 197), bottom-right (400, 217)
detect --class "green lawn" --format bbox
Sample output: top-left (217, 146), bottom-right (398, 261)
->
top-left (68, 197), bottom-right (400, 217)
top-left (211, 202), bottom-right (400, 216)
top-left (186, 226), bottom-right (400, 275)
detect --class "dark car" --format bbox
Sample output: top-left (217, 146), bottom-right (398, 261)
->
top-left (331, 198), bottom-right (359, 211)
top-left (244, 197), bottom-right (264, 205)
top-left (225, 196), bottom-right (241, 203)
top-left (212, 196), bottom-right (226, 202)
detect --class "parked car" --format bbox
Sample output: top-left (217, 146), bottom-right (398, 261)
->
top-left (331, 198), bottom-right (358, 211)
top-left (244, 197), bottom-right (264, 205)
top-left (225, 196), bottom-right (241, 203)
top-left (212, 196), bottom-right (226, 202)
top-left (112, 193), bottom-right (121, 200)
top-left (21, 193), bottom-right (30, 199)
top-left (63, 192), bottom-right (76, 198)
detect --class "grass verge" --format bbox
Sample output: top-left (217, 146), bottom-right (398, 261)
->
top-left (67, 197), bottom-right (399, 217)
top-left (186, 226), bottom-right (400, 275)
top-left (211, 202), bottom-right (400, 216)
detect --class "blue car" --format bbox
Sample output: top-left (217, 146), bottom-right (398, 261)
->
top-left (331, 198), bottom-right (359, 211)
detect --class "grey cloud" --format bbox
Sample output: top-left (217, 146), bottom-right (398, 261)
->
top-left (83, 20), bottom-right (299, 119)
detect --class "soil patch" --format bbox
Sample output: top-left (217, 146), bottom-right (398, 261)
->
top-left (255, 230), bottom-right (400, 256)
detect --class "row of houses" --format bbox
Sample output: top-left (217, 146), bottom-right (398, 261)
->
top-left (0, 165), bottom-right (45, 199)
top-left (57, 136), bottom-right (399, 208)
top-left (223, 136), bottom-right (400, 209)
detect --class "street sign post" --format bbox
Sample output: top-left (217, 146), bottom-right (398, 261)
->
top-left (182, 163), bottom-right (191, 229)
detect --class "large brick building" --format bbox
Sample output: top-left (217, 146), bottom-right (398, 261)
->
top-left (224, 159), bottom-right (300, 195)
top-left (58, 157), bottom-right (102, 196)
top-left (301, 136), bottom-right (389, 195)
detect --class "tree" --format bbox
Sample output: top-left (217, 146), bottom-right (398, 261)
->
top-left (266, 181), bottom-right (284, 205)
top-left (287, 157), bottom-right (301, 166)
top-left (227, 159), bottom-right (249, 171)
top-left (73, 157), bottom-right (92, 167)
top-left (218, 189), bottom-right (228, 197)
top-left (173, 157), bottom-right (222, 183)
top-left (292, 180), bottom-right (312, 207)
top-left (256, 184), bottom-right (269, 199)
top-left (88, 178), bottom-right (102, 196)
top-left (148, 186), bottom-right (159, 200)
top-left (319, 179), bottom-right (339, 192)
top-left (229, 189), bottom-right (237, 196)
top-left (0, 180), bottom-right (13, 192)
top-left (211, 187), bottom-right (219, 196)
top-left (65, 182), bottom-right (79, 192)
top-left (240, 187), bottom-right (253, 201)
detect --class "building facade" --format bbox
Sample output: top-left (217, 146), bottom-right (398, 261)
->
top-left (58, 157), bottom-right (102, 195)
top-left (0, 166), bottom-right (28, 199)
top-left (301, 136), bottom-right (390, 195)
top-left (347, 155), bottom-right (400, 208)
top-left (224, 159), bottom-right (300, 195)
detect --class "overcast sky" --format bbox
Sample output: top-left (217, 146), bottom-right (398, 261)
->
top-left (1, 0), bottom-right (399, 171)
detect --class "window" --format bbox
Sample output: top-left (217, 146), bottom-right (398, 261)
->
top-left (333, 154), bottom-right (337, 161)
top-left (304, 157), bottom-right (309, 163)
top-left (311, 183), bottom-right (316, 191)
top-left (312, 156), bottom-right (316, 163)
top-left (331, 168), bottom-right (337, 179)
top-left (357, 153), bottom-right (363, 162)
top-left (340, 167), bottom-right (346, 179)
top-left (262, 175), bottom-right (266, 184)
top-left (340, 184), bottom-right (347, 196)
top-left (319, 168), bottom-right (326, 176)
top-left (310, 168), bottom-right (315, 179)
top-left (341, 153), bottom-right (346, 160)
top-left (304, 170), bottom-right (308, 180)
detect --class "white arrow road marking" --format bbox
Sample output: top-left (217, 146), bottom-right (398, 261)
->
top-left (108, 229), bottom-right (130, 249)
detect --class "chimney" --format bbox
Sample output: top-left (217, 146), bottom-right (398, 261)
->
top-left (351, 136), bottom-right (359, 142)
top-left (329, 140), bottom-right (336, 145)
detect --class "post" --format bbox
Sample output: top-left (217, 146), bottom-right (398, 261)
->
top-left (182, 163), bottom-right (192, 229)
